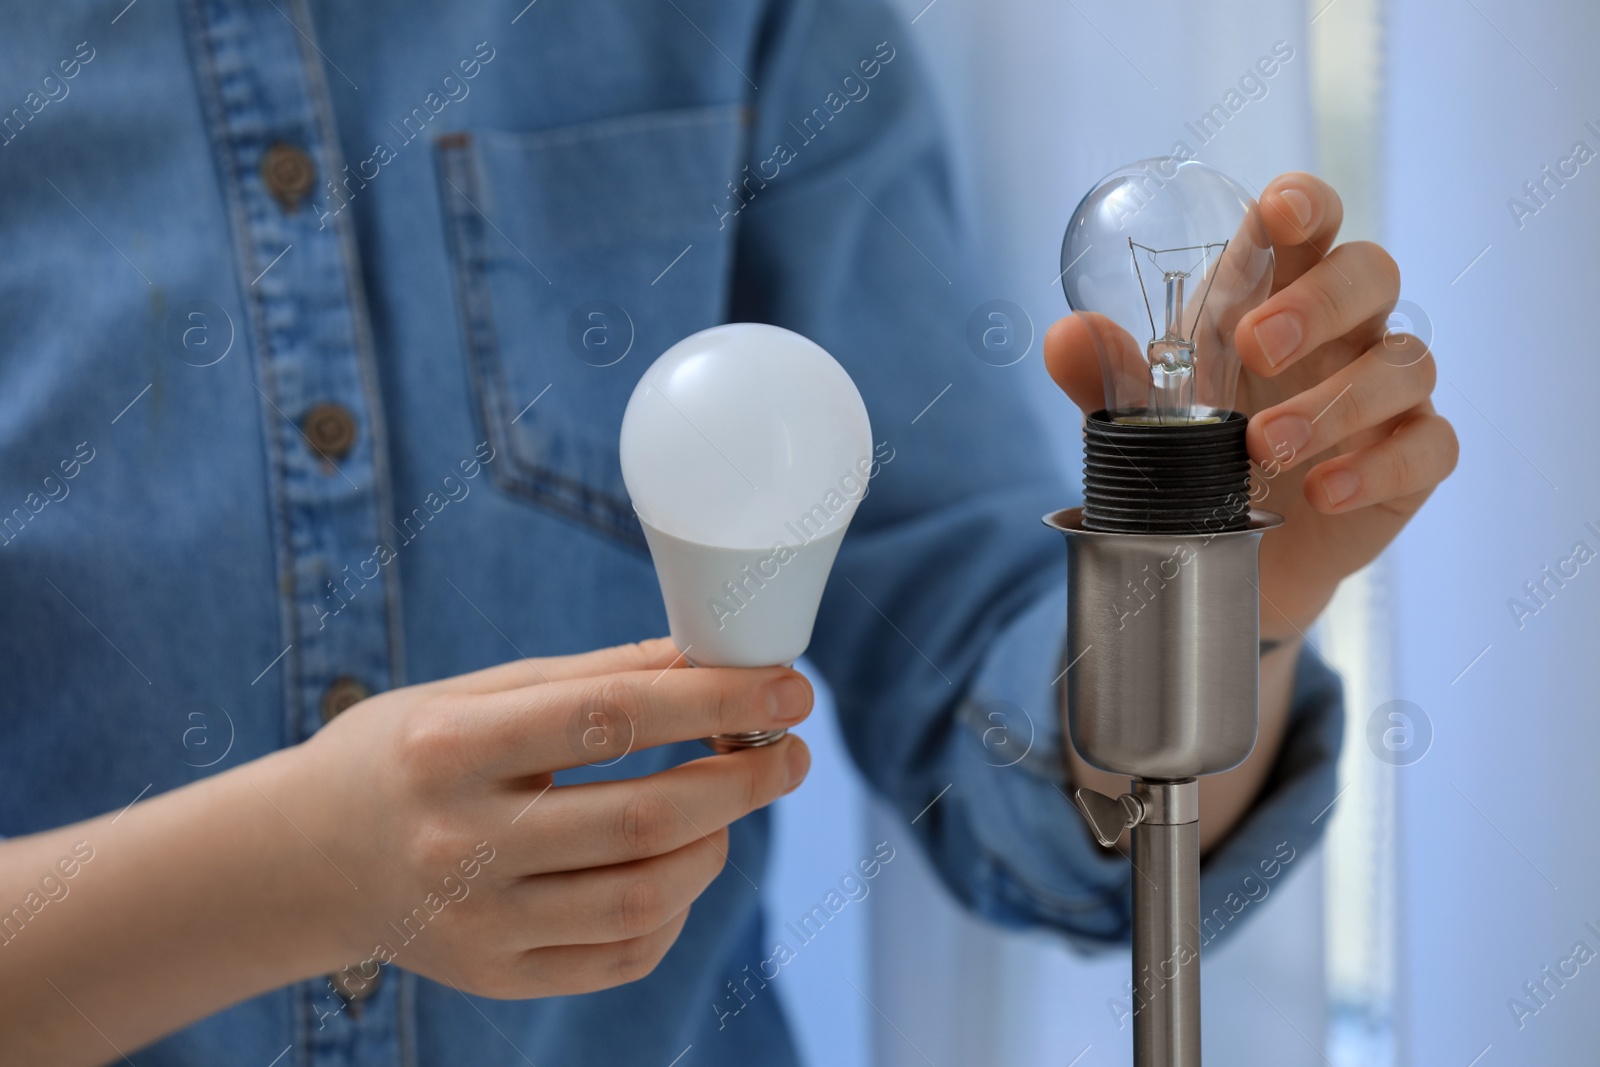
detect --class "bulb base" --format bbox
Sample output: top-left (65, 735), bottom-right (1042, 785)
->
top-left (704, 728), bottom-right (789, 753)
top-left (1081, 411), bottom-right (1251, 535)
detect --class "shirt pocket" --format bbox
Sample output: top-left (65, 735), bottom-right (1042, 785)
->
top-left (435, 104), bottom-right (747, 548)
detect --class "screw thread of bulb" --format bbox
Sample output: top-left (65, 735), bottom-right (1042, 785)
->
top-left (1081, 411), bottom-right (1251, 535)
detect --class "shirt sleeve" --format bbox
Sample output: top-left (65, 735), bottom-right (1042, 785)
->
top-left (949, 598), bottom-right (1345, 950)
top-left (732, 0), bottom-right (1345, 950)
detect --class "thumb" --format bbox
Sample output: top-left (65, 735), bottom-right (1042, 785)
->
top-left (1045, 312), bottom-right (1139, 416)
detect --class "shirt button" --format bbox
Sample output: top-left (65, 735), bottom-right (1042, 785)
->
top-left (327, 966), bottom-right (382, 1008)
top-left (320, 676), bottom-right (371, 725)
top-left (303, 403), bottom-right (358, 462)
top-left (261, 142), bottom-right (317, 211)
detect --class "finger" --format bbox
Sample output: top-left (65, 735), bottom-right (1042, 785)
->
top-left (481, 905), bottom-right (694, 998)
top-left (513, 736), bottom-right (809, 873)
top-left (1303, 409), bottom-right (1459, 514)
top-left (1257, 172), bottom-right (1344, 288)
top-left (1234, 240), bottom-right (1400, 376)
top-left (513, 830), bottom-right (729, 948)
top-left (441, 637), bottom-right (687, 695)
top-left (431, 663), bottom-right (814, 777)
top-left (1247, 336), bottom-right (1436, 470)
top-left (1044, 312), bottom-right (1143, 415)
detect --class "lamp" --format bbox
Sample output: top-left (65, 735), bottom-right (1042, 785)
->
top-left (1047, 157), bottom-right (1282, 1067)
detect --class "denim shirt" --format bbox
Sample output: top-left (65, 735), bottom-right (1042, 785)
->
top-left (0, 1), bottom-right (1344, 1063)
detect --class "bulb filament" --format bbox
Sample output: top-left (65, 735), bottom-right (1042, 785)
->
top-left (1129, 239), bottom-right (1229, 425)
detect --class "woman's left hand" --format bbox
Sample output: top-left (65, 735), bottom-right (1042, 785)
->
top-left (1045, 171), bottom-right (1459, 637)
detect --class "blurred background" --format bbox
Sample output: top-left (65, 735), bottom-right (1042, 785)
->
top-left (766, 0), bottom-right (1600, 1064)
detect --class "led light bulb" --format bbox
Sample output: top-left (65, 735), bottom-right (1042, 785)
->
top-left (1059, 157), bottom-right (1275, 533)
top-left (620, 323), bottom-right (873, 749)
top-left (1061, 157), bottom-right (1274, 425)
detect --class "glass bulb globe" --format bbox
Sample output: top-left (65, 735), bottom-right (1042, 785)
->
top-left (1060, 157), bottom-right (1274, 426)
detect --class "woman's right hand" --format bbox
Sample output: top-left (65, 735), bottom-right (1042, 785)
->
top-left (0, 639), bottom-right (813, 1066)
top-left (274, 637), bottom-right (813, 998)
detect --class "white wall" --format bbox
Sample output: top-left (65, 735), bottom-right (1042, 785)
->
top-left (1386, 2), bottom-right (1600, 1064)
top-left (768, 667), bottom-right (872, 1066)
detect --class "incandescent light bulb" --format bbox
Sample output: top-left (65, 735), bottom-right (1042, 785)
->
top-left (1060, 156), bottom-right (1274, 425)
top-left (1059, 157), bottom-right (1275, 533)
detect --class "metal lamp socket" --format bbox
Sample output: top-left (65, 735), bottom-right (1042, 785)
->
top-left (1043, 506), bottom-right (1283, 781)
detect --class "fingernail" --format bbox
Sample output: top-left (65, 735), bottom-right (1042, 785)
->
top-left (1322, 470), bottom-right (1360, 507)
top-left (783, 739), bottom-right (811, 792)
top-left (769, 676), bottom-right (811, 723)
top-left (1281, 188), bottom-right (1314, 228)
top-left (1254, 312), bottom-right (1302, 367)
top-left (1261, 415), bottom-right (1312, 460)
